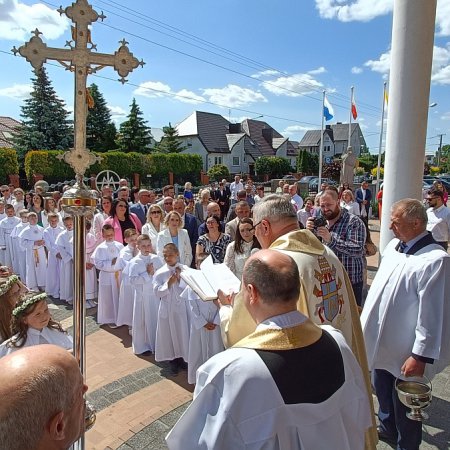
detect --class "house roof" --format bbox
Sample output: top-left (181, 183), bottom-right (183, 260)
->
top-left (287, 140), bottom-right (299, 157)
top-left (299, 123), bottom-right (365, 147)
top-left (241, 119), bottom-right (283, 156)
top-left (0, 116), bottom-right (21, 148)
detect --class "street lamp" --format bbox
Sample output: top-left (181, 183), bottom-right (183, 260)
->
top-left (429, 102), bottom-right (437, 108)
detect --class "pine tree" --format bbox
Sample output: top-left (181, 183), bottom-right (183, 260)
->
top-left (156, 122), bottom-right (184, 153)
top-left (13, 67), bottom-right (73, 160)
top-left (117, 98), bottom-right (152, 153)
top-left (86, 83), bottom-right (117, 152)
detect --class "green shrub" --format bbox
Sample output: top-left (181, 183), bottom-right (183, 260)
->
top-left (208, 164), bottom-right (230, 181)
top-left (0, 148), bottom-right (19, 183)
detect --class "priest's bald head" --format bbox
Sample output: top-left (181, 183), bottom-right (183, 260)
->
top-left (242, 249), bottom-right (300, 324)
top-left (0, 345), bottom-right (88, 450)
top-left (252, 195), bottom-right (299, 248)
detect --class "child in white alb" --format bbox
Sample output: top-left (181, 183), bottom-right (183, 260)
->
top-left (92, 224), bottom-right (124, 327)
top-left (85, 220), bottom-right (98, 308)
top-left (43, 213), bottom-right (64, 299)
top-left (128, 234), bottom-right (163, 354)
top-left (0, 204), bottom-right (21, 268)
top-left (116, 228), bottom-right (139, 329)
top-left (0, 291), bottom-right (72, 357)
top-left (18, 212), bottom-right (46, 291)
top-left (10, 209), bottom-right (28, 282)
top-left (55, 216), bottom-right (74, 305)
top-left (153, 243), bottom-right (190, 375)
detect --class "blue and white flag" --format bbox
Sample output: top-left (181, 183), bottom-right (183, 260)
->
top-left (323, 95), bottom-right (334, 121)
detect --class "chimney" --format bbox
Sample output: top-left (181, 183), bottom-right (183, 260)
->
top-left (325, 125), bottom-right (331, 130)
top-left (262, 127), bottom-right (273, 145)
top-left (228, 123), bottom-right (241, 134)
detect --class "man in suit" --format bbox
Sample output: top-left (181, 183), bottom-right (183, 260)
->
top-left (129, 189), bottom-right (151, 226)
top-left (198, 202), bottom-right (225, 236)
top-left (355, 181), bottom-right (372, 225)
top-left (173, 197), bottom-right (198, 265)
top-left (212, 181), bottom-right (230, 220)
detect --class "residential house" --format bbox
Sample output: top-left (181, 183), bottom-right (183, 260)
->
top-left (299, 122), bottom-right (366, 162)
top-left (0, 116), bottom-right (21, 148)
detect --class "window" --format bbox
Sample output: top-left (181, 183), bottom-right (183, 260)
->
top-left (214, 156), bottom-right (222, 165)
top-left (232, 156), bottom-right (240, 166)
top-left (187, 138), bottom-right (192, 147)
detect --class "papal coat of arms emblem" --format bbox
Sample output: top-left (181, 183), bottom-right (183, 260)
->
top-left (313, 256), bottom-right (344, 323)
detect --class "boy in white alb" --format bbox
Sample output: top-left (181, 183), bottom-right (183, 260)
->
top-left (12, 188), bottom-right (25, 216)
top-left (0, 204), bottom-right (21, 268)
top-left (92, 224), bottom-right (124, 327)
top-left (153, 243), bottom-right (190, 375)
top-left (10, 209), bottom-right (28, 282)
top-left (116, 228), bottom-right (139, 329)
top-left (128, 234), bottom-right (163, 354)
top-left (85, 220), bottom-right (98, 308)
top-left (43, 213), bottom-right (64, 299)
top-left (55, 216), bottom-right (74, 305)
top-left (18, 212), bottom-right (47, 291)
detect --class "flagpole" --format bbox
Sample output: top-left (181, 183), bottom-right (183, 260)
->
top-left (376, 81), bottom-right (387, 196)
top-left (318, 91), bottom-right (325, 187)
top-left (348, 86), bottom-right (353, 150)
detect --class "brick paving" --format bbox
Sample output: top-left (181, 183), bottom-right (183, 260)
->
top-left (46, 220), bottom-right (449, 449)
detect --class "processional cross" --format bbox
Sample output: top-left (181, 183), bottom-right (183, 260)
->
top-left (12, 1), bottom-right (143, 446)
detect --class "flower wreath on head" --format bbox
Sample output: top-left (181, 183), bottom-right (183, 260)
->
top-left (12, 293), bottom-right (47, 317)
top-left (0, 275), bottom-right (19, 297)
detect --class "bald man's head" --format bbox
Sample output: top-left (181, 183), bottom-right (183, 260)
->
top-left (0, 345), bottom-right (88, 450)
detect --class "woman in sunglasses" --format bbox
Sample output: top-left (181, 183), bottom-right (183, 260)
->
top-left (103, 199), bottom-right (142, 244)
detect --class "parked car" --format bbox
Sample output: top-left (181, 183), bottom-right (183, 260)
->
top-left (282, 174), bottom-right (297, 180)
top-left (298, 175), bottom-right (319, 184)
top-left (308, 178), bottom-right (337, 193)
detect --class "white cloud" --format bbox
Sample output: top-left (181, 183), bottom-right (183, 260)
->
top-left (251, 69), bottom-right (281, 79)
top-left (364, 50), bottom-right (391, 74)
top-left (202, 84), bottom-right (266, 108)
top-left (351, 66), bottom-right (363, 74)
top-left (134, 81), bottom-right (205, 104)
top-left (261, 73), bottom-right (324, 97)
top-left (0, 83), bottom-right (31, 99)
top-left (0, 0), bottom-right (69, 41)
top-left (441, 112), bottom-right (450, 120)
top-left (308, 66), bottom-right (326, 75)
top-left (283, 125), bottom-right (315, 138)
top-left (108, 106), bottom-right (126, 116)
top-left (315, 0), bottom-right (450, 37)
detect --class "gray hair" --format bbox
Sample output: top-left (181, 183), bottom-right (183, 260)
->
top-left (0, 366), bottom-right (72, 450)
top-left (392, 198), bottom-right (427, 227)
top-left (252, 194), bottom-right (297, 225)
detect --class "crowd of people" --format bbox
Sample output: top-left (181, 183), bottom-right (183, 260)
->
top-left (0, 174), bottom-right (449, 450)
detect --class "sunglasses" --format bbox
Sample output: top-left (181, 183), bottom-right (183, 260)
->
top-left (150, 210), bottom-right (161, 214)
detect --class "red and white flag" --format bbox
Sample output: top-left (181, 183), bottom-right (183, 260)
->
top-left (351, 91), bottom-right (358, 120)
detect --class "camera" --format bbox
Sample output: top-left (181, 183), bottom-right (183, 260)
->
top-left (313, 216), bottom-right (327, 229)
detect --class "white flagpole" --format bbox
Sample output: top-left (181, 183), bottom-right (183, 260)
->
top-left (348, 86), bottom-right (353, 150)
top-left (318, 91), bottom-right (325, 187)
top-left (376, 81), bottom-right (387, 196)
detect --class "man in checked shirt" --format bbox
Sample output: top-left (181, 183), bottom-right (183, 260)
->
top-left (306, 186), bottom-right (366, 306)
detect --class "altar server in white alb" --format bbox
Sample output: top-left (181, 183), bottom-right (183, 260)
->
top-left (0, 205), bottom-right (20, 268)
top-left (92, 223), bottom-right (124, 327)
top-left (43, 213), bottom-right (64, 299)
top-left (55, 216), bottom-right (74, 305)
top-left (166, 250), bottom-right (371, 449)
top-left (361, 199), bottom-right (450, 450)
top-left (129, 234), bottom-right (163, 354)
top-left (116, 228), bottom-right (139, 329)
top-left (153, 243), bottom-right (190, 375)
top-left (184, 252), bottom-right (223, 385)
top-left (10, 209), bottom-right (28, 282)
top-left (85, 220), bottom-right (98, 308)
top-left (18, 212), bottom-right (46, 291)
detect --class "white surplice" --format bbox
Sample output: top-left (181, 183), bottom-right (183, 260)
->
top-left (142, 221), bottom-right (166, 252)
top-left (361, 238), bottom-right (450, 380)
top-left (153, 263), bottom-right (190, 362)
top-left (166, 315), bottom-right (371, 450)
top-left (0, 216), bottom-right (20, 268)
top-left (10, 221), bottom-right (27, 282)
top-left (0, 327), bottom-right (73, 358)
top-left (116, 245), bottom-right (138, 327)
top-left (86, 232), bottom-right (98, 301)
top-left (92, 240), bottom-right (124, 324)
top-left (55, 229), bottom-right (73, 302)
top-left (129, 253), bottom-right (163, 354)
top-left (18, 224), bottom-right (47, 290)
top-left (43, 225), bottom-right (64, 298)
top-left (182, 286), bottom-right (224, 384)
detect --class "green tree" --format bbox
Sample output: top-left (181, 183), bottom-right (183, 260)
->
top-left (117, 98), bottom-right (151, 153)
top-left (208, 164), bottom-right (230, 181)
top-left (357, 153), bottom-right (378, 172)
top-left (86, 83), bottom-right (117, 152)
top-left (156, 123), bottom-right (184, 153)
top-left (13, 67), bottom-right (73, 162)
top-left (255, 156), bottom-right (293, 178)
top-left (296, 150), bottom-right (318, 174)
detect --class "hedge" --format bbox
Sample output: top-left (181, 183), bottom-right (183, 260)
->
top-left (0, 148), bottom-right (19, 183)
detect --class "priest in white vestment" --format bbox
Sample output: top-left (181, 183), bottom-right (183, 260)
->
top-left (166, 250), bottom-right (371, 449)
top-left (361, 199), bottom-right (450, 449)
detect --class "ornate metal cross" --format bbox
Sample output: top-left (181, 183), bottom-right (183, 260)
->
top-left (12, 0), bottom-right (144, 177)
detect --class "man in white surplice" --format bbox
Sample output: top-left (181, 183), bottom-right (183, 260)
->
top-left (361, 198), bottom-right (450, 449)
top-left (166, 250), bottom-right (371, 450)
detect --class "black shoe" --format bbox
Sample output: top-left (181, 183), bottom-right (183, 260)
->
top-left (169, 360), bottom-right (179, 376)
top-left (377, 426), bottom-right (397, 445)
top-left (177, 359), bottom-right (188, 370)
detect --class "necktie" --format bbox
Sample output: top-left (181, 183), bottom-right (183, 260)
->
top-left (398, 241), bottom-right (407, 253)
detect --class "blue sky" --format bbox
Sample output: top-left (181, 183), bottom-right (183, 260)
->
top-left (1, 0), bottom-right (449, 156)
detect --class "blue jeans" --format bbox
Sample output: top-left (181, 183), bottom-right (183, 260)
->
top-left (373, 369), bottom-right (422, 450)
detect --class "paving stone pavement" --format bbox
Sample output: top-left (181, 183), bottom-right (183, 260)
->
top-left (46, 220), bottom-right (449, 449)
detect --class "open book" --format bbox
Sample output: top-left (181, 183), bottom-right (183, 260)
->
top-left (180, 255), bottom-right (241, 301)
